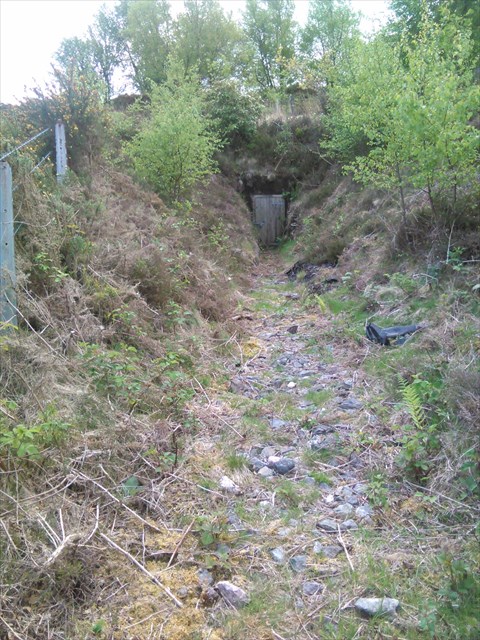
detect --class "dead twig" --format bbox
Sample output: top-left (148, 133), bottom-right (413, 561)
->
top-left (99, 532), bottom-right (183, 608)
top-left (166, 517), bottom-right (195, 569)
top-left (337, 524), bottom-right (354, 572)
top-left (76, 471), bottom-right (170, 532)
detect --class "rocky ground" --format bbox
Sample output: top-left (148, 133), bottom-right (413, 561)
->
top-left (76, 253), bottom-right (477, 640)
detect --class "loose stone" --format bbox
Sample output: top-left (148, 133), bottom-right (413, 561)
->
top-left (317, 518), bottom-right (339, 532)
top-left (314, 543), bottom-right (343, 558)
top-left (215, 581), bottom-right (250, 608)
top-left (341, 519), bottom-right (358, 530)
top-left (356, 505), bottom-right (373, 519)
top-left (339, 397), bottom-right (363, 411)
top-left (302, 580), bottom-right (324, 596)
top-left (219, 475), bottom-right (240, 494)
top-left (258, 466), bottom-right (274, 478)
top-left (334, 503), bottom-right (354, 518)
top-left (287, 381), bottom-right (297, 389)
top-left (354, 597), bottom-right (400, 618)
top-left (289, 555), bottom-right (307, 572)
top-left (270, 418), bottom-right (286, 429)
top-left (272, 458), bottom-right (296, 475)
top-left (270, 547), bottom-right (286, 564)
top-left (248, 456), bottom-right (265, 472)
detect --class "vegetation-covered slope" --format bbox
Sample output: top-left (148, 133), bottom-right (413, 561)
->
top-left (0, 1), bottom-right (478, 638)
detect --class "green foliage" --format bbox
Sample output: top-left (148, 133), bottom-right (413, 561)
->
top-left (125, 65), bottom-right (221, 202)
top-left (173, 0), bottom-right (247, 83)
top-left (300, 0), bottom-right (360, 83)
top-left (397, 376), bottom-right (443, 480)
top-left (0, 404), bottom-right (71, 459)
top-left (206, 79), bottom-right (262, 147)
top-left (242, 0), bottom-right (297, 91)
top-left (367, 472), bottom-right (389, 508)
top-left (325, 10), bottom-right (479, 221)
top-left (32, 251), bottom-right (69, 288)
top-left (78, 342), bottom-right (143, 406)
top-left (117, 0), bottom-right (172, 91)
top-left (419, 552), bottom-right (480, 639)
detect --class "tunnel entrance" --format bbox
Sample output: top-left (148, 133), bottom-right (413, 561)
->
top-left (252, 195), bottom-right (286, 246)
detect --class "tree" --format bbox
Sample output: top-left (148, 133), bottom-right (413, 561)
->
top-left (301, 0), bottom-right (360, 77)
top-left (324, 11), bottom-right (479, 221)
top-left (89, 4), bottom-right (125, 101)
top-left (125, 64), bottom-right (221, 202)
top-left (388, 0), bottom-right (480, 60)
top-left (173, 0), bottom-right (247, 83)
top-left (205, 79), bottom-right (262, 148)
top-left (242, 0), bottom-right (297, 91)
top-left (115, 0), bottom-right (172, 92)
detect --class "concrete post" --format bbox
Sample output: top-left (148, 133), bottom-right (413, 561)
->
top-left (55, 121), bottom-right (68, 183)
top-left (0, 161), bottom-right (17, 330)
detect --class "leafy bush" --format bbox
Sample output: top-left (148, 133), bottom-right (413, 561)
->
top-left (125, 67), bottom-right (221, 202)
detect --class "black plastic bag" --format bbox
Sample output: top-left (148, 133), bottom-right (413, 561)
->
top-left (366, 322), bottom-right (421, 346)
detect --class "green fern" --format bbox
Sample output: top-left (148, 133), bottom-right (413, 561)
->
top-left (398, 377), bottom-right (427, 430)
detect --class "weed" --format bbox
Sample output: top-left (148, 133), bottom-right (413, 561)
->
top-left (226, 453), bottom-right (248, 471)
top-left (367, 472), bottom-right (389, 508)
top-left (0, 404), bottom-right (70, 459)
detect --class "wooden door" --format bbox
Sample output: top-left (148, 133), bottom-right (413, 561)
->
top-left (252, 195), bottom-right (286, 246)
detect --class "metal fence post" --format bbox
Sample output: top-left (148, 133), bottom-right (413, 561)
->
top-left (0, 161), bottom-right (17, 330)
top-left (55, 121), bottom-right (67, 183)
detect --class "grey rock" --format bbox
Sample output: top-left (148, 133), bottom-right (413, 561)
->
top-left (248, 456), bottom-right (265, 472)
top-left (310, 434), bottom-right (338, 451)
top-left (177, 586), bottom-right (189, 598)
top-left (216, 581), bottom-right (250, 608)
top-left (227, 511), bottom-right (243, 529)
top-left (287, 381), bottom-right (297, 389)
top-left (356, 505), bottom-right (373, 519)
top-left (298, 370), bottom-right (317, 378)
top-left (202, 586), bottom-right (219, 605)
top-left (311, 424), bottom-right (335, 435)
top-left (219, 475), bottom-right (240, 494)
top-left (277, 527), bottom-right (292, 538)
top-left (270, 418), bottom-right (287, 429)
top-left (270, 547), bottom-right (286, 564)
top-left (198, 568), bottom-right (214, 586)
top-left (354, 597), bottom-right (400, 618)
top-left (342, 519), bottom-right (358, 530)
top-left (303, 476), bottom-right (316, 486)
top-left (339, 397), bottom-right (363, 411)
top-left (334, 503), bottom-right (354, 518)
top-left (287, 325), bottom-right (298, 334)
top-left (277, 356), bottom-right (290, 365)
top-left (272, 458), bottom-right (295, 475)
top-left (345, 494), bottom-right (360, 506)
top-left (353, 483), bottom-right (368, 495)
top-left (317, 518), bottom-right (339, 532)
top-left (272, 378), bottom-right (284, 389)
top-left (261, 446), bottom-right (276, 459)
top-left (314, 543), bottom-right (343, 559)
top-left (289, 555), bottom-right (307, 572)
top-left (302, 581), bottom-right (324, 596)
top-left (258, 466), bottom-right (274, 478)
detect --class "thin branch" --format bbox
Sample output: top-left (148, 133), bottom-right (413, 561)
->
top-left (76, 471), bottom-right (170, 532)
top-left (337, 523), bottom-right (354, 572)
top-left (166, 517), bottom-right (195, 569)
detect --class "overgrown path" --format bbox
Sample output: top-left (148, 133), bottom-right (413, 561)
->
top-left (146, 251), bottom-right (420, 640)
top-left (91, 252), bottom-right (476, 640)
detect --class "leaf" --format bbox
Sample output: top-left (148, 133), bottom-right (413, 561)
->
top-left (121, 475), bottom-right (141, 497)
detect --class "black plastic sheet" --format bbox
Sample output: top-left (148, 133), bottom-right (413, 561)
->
top-left (366, 322), bottom-right (421, 346)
